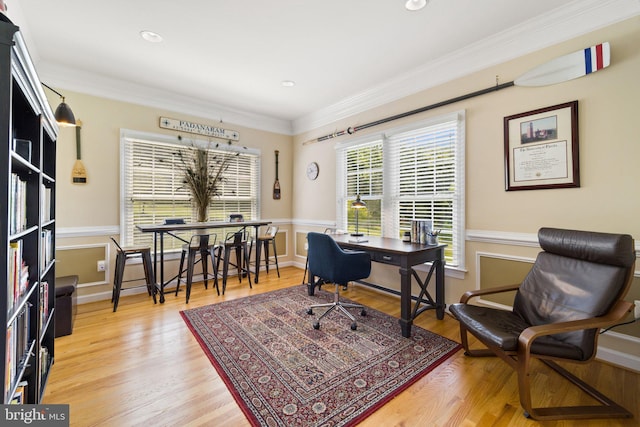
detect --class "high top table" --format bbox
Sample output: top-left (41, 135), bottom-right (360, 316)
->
top-left (307, 234), bottom-right (446, 337)
top-left (137, 220), bottom-right (271, 302)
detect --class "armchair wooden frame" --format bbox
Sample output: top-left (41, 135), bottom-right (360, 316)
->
top-left (457, 279), bottom-right (634, 421)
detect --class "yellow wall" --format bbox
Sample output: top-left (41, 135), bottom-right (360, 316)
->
top-left (292, 17), bottom-right (640, 341)
top-left (293, 17), bottom-right (640, 236)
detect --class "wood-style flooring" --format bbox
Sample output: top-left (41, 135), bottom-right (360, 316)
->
top-left (43, 267), bottom-right (639, 426)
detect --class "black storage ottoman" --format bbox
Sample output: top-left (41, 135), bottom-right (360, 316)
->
top-left (55, 275), bottom-right (78, 337)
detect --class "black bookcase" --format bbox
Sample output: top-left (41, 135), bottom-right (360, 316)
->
top-left (1, 14), bottom-right (58, 404)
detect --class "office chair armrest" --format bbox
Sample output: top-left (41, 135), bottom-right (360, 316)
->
top-left (459, 284), bottom-right (521, 304)
top-left (517, 299), bottom-right (634, 354)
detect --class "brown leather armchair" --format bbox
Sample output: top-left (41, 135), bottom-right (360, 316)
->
top-left (449, 228), bottom-right (635, 420)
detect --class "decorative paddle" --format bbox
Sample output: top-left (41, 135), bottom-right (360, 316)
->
top-left (72, 119), bottom-right (87, 184)
top-left (273, 150), bottom-right (281, 199)
top-left (305, 42), bottom-right (611, 144)
top-left (515, 42), bottom-right (610, 87)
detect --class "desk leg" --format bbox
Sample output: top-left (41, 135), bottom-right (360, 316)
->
top-left (399, 266), bottom-right (412, 338)
top-left (159, 232), bottom-right (165, 303)
top-left (254, 235), bottom-right (262, 284)
top-left (435, 259), bottom-right (445, 319)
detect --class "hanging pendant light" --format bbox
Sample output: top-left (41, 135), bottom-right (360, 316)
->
top-left (42, 83), bottom-right (76, 126)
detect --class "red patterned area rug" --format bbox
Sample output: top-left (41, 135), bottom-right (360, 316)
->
top-left (180, 285), bottom-right (461, 426)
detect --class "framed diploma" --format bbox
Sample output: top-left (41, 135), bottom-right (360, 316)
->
top-left (504, 101), bottom-right (579, 191)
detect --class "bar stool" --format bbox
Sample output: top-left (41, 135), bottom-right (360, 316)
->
top-left (216, 230), bottom-right (252, 294)
top-left (110, 237), bottom-right (156, 312)
top-left (249, 225), bottom-right (280, 279)
top-left (175, 233), bottom-right (219, 303)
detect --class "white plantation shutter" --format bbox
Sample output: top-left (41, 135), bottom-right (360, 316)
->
top-left (121, 130), bottom-right (260, 249)
top-left (336, 138), bottom-right (384, 236)
top-left (336, 111), bottom-right (465, 267)
top-left (387, 111), bottom-right (465, 267)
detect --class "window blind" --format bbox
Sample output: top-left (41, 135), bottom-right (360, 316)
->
top-left (336, 139), bottom-right (384, 236)
top-left (387, 113), bottom-right (465, 267)
top-left (336, 111), bottom-right (465, 267)
top-left (121, 131), bottom-right (260, 249)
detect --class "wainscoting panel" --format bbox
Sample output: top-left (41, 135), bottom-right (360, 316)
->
top-left (56, 244), bottom-right (110, 286)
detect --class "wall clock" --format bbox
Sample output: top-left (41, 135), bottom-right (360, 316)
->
top-left (306, 162), bottom-right (319, 180)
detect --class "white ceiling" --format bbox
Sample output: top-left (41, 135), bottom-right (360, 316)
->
top-left (6, 0), bottom-right (640, 135)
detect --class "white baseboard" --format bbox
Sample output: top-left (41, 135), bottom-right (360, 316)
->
top-left (597, 346), bottom-right (640, 373)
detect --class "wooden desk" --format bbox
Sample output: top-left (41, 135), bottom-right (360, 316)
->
top-left (137, 220), bottom-right (271, 302)
top-left (307, 234), bottom-right (446, 338)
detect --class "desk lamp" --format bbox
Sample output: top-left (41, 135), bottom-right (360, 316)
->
top-left (350, 195), bottom-right (367, 240)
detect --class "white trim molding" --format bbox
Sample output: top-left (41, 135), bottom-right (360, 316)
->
top-left (57, 225), bottom-right (120, 239)
top-left (467, 229), bottom-right (539, 247)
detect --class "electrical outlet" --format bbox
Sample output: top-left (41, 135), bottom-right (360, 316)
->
top-left (635, 300), bottom-right (640, 320)
top-left (97, 260), bottom-right (106, 272)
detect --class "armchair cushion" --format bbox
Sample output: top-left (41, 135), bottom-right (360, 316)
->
top-left (513, 228), bottom-right (634, 359)
top-left (450, 304), bottom-right (585, 359)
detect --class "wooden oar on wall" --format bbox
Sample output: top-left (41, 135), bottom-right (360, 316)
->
top-left (72, 119), bottom-right (87, 184)
top-left (304, 42), bottom-right (610, 145)
top-left (273, 150), bottom-right (281, 199)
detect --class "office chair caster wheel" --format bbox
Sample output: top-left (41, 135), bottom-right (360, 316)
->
top-left (307, 308), bottom-right (313, 315)
top-left (313, 322), bottom-right (320, 330)
top-left (351, 322), bottom-right (357, 330)
top-left (360, 309), bottom-right (367, 316)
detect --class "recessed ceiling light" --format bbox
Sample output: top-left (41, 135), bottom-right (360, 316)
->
top-left (140, 30), bottom-right (163, 43)
top-left (405, 0), bottom-right (428, 11)
top-left (281, 80), bottom-right (296, 87)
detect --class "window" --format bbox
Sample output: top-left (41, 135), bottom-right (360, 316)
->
top-left (336, 111), bottom-right (465, 268)
top-left (336, 139), bottom-right (384, 236)
top-left (120, 130), bottom-right (261, 248)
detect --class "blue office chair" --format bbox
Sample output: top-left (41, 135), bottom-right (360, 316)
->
top-left (306, 232), bottom-right (371, 330)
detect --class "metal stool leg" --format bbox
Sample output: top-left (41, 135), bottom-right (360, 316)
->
top-left (270, 237), bottom-right (280, 277)
top-left (175, 249), bottom-right (187, 296)
top-left (141, 250), bottom-right (157, 304)
top-left (113, 252), bottom-right (127, 312)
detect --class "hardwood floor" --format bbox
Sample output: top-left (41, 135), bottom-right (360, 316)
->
top-left (43, 267), bottom-right (639, 426)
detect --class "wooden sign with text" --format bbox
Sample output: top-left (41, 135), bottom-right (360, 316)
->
top-left (159, 117), bottom-right (240, 141)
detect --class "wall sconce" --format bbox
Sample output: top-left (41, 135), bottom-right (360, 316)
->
top-left (42, 83), bottom-right (76, 127)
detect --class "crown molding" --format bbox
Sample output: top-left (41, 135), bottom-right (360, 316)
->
top-left (292, 0), bottom-right (640, 135)
top-left (36, 62), bottom-right (294, 136)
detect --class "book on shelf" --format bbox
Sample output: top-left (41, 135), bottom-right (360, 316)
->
top-left (9, 173), bottom-right (28, 234)
top-left (41, 184), bottom-right (52, 222)
top-left (10, 381), bottom-right (28, 404)
top-left (41, 229), bottom-right (54, 271)
top-left (7, 240), bottom-right (30, 314)
top-left (5, 324), bottom-right (13, 402)
top-left (4, 303), bottom-right (32, 402)
top-left (40, 281), bottom-right (49, 329)
top-left (40, 346), bottom-right (50, 385)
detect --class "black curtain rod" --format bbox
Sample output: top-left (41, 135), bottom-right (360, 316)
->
top-left (310, 81), bottom-right (515, 144)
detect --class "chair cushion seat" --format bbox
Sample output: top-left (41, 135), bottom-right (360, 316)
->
top-left (449, 304), bottom-right (585, 360)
